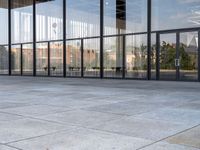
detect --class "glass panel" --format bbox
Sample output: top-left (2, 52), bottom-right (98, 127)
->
top-left (152, 0), bottom-right (200, 31)
top-left (22, 44), bottom-right (33, 75)
top-left (36, 43), bottom-right (48, 76)
top-left (104, 36), bottom-right (123, 78)
top-left (0, 45), bottom-right (8, 74)
top-left (0, 0), bottom-right (8, 45)
top-left (66, 0), bottom-right (100, 38)
top-left (36, 0), bottom-right (63, 41)
top-left (104, 0), bottom-right (147, 35)
top-left (151, 33), bottom-right (157, 80)
top-left (11, 45), bottom-right (21, 75)
top-left (66, 40), bottom-right (81, 77)
top-left (180, 32), bottom-right (198, 81)
top-left (83, 38), bottom-right (100, 77)
top-left (50, 41), bottom-right (63, 76)
top-left (160, 34), bottom-right (176, 80)
top-left (126, 34), bottom-right (147, 79)
top-left (11, 0), bottom-right (33, 43)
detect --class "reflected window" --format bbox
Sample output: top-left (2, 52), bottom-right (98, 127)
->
top-left (104, 36), bottom-right (123, 78)
top-left (66, 0), bottom-right (100, 38)
top-left (152, 0), bottom-right (200, 30)
top-left (36, 43), bottom-right (48, 76)
top-left (66, 40), bottom-right (81, 76)
top-left (83, 38), bottom-right (100, 77)
top-left (126, 34), bottom-right (147, 79)
top-left (0, 45), bottom-right (8, 74)
top-left (180, 32), bottom-right (198, 81)
top-left (104, 0), bottom-right (147, 35)
top-left (50, 41), bottom-right (63, 76)
top-left (11, 0), bottom-right (33, 43)
top-left (0, 0), bottom-right (8, 45)
top-left (36, 0), bottom-right (63, 41)
top-left (22, 44), bottom-right (33, 75)
top-left (11, 45), bottom-right (21, 75)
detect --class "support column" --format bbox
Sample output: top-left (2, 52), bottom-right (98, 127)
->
top-left (33, 0), bottom-right (36, 76)
top-left (63, 0), bottom-right (66, 77)
top-left (8, 0), bottom-right (11, 75)
top-left (100, 0), bottom-right (104, 78)
top-left (147, 0), bottom-right (152, 80)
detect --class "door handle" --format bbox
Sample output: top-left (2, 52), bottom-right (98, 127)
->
top-left (175, 59), bottom-right (180, 67)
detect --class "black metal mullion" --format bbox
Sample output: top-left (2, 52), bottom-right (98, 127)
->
top-left (21, 44), bottom-right (23, 75)
top-left (63, 0), bottom-right (66, 77)
top-left (8, 0), bottom-right (11, 75)
top-left (198, 31), bottom-right (200, 82)
top-left (156, 33), bottom-right (160, 80)
top-left (100, 0), bottom-right (104, 79)
top-left (122, 35), bottom-right (126, 78)
top-left (176, 32), bottom-right (180, 80)
top-left (48, 42), bottom-right (50, 76)
top-left (33, 0), bottom-right (36, 76)
top-left (147, 0), bottom-right (151, 80)
top-left (81, 39), bottom-right (84, 77)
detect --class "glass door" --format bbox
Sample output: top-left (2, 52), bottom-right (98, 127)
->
top-left (159, 33), bottom-right (177, 80)
top-left (179, 32), bottom-right (198, 81)
top-left (157, 32), bottom-right (199, 81)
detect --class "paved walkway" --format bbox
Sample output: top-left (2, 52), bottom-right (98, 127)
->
top-left (0, 76), bottom-right (200, 150)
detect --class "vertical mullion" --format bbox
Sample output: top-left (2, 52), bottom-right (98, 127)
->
top-left (198, 31), bottom-right (200, 82)
top-left (48, 42), bottom-right (50, 76)
top-left (21, 44), bottom-right (23, 75)
top-left (122, 35), bottom-right (126, 78)
top-left (100, 0), bottom-right (104, 78)
top-left (8, 0), bottom-right (11, 75)
top-left (63, 0), bottom-right (66, 77)
top-left (156, 33), bottom-right (160, 80)
top-left (176, 32), bottom-right (180, 80)
top-left (147, 0), bottom-right (152, 80)
top-left (81, 39), bottom-right (84, 77)
top-left (33, 0), bottom-right (36, 76)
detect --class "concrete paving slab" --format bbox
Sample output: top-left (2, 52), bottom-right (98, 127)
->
top-left (0, 102), bottom-right (29, 109)
top-left (0, 104), bottom-right (73, 117)
top-left (0, 76), bottom-right (200, 150)
top-left (140, 142), bottom-right (200, 150)
top-left (85, 101), bottom-right (157, 116)
top-left (85, 100), bottom-right (181, 116)
top-left (166, 126), bottom-right (200, 149)
top-left (94, 116), bottom-right (193, 141)
top-left (177, 102), bottom-right (200, 111)
top-left (135, 108), bottom-right (200, 126)
top-left (0, 145), bottom-right (18, 150)
top-left (33, 99), bottom-right (112, 109)
top-left (10, 128), bottom-right (153, 150)
top-left (37, 110), bottom-right (124, 128)
top-left (0, 112), bottom-right (23, 122)
top-left (0, 118), bottom-right (73, 144)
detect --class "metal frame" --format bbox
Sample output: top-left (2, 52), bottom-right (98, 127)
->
top-left (0, 0), bottom-right (199, 82)
top-left (157, 31), bottom-right (199, 81)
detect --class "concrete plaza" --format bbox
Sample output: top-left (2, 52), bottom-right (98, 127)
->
top-left (0, 76), bottom-right (200, 150)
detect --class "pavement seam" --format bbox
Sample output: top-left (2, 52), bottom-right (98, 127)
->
top-left (135, 124), bottom-right (200, 150)
top-left (0, 143), bottom-right (22, 150)
top-left (5, 129), bottom-right (73, 145)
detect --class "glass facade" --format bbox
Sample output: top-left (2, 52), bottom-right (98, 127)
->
top-left (152, 0), bottom-right (200, 31)
top-left (22, 44), bottom-right (33, 75)
top-left (36, 0), bottom-right (63, 41)
top-left (66, 0), bottom-right (100, 38)
top-left (0, 0), bottom-right (8, 74)
top-left (11, 0), bottom-right (33, 44)
top-left (0, 0), bottom-right (200, 81)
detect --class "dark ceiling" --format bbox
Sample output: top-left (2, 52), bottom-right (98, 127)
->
top-left (0, 0), bottom-right (54, 9)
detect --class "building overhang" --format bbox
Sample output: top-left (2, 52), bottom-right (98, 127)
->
top-left (0, 0), bottom-right (54, 9)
